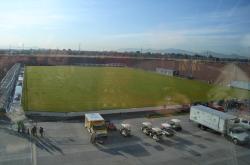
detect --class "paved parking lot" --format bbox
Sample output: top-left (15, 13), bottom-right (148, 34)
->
top-left (1, 114), bottom-right (250, 165)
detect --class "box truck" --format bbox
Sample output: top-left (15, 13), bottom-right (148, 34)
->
top-left (85, 113), bottom-right (108, 138)
top-left (190, 105), bottom-right (249, 144)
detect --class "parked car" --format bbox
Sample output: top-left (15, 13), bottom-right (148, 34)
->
top-left (120, 123), bottom-right (131, 137)
top-left (105, 120), bottom-right (117, 131)
top-left (161, 123), bottom-right (175, 137)
top-left (169, 119), bottom-right (182, 131)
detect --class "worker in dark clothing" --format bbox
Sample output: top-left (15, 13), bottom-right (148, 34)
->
top-left (17, 124), bottom-right (21, 133)
top-left (34, 126), bottom-right (37, 136)
top-left (31, 127), bottom-right (34, 136)
top-left (27, 128), bottom-right (30, 135)
top-left (32, 126), bottom-right (37, 136)
top-left (31, 126), bottom-right (34, 136)
top-left (39, 127), bottom-right (44, 137)
top-left (21, 125), bottom-right (25, 134)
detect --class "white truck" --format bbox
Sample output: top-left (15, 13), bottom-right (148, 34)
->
top-left (190, 105), bottom-right (250, 144)
top-left (85, 113), bottom-right (108, 142)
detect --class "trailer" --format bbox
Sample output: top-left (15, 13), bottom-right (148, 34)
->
top-left (190, 105), bottom-right (249, 144)
top-left (190, 105), bottom-right (236, 133)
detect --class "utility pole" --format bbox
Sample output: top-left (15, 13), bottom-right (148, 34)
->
top-left (248, 46), bottom-right (250, 64)
top-left (78, 43), bottom-right (81, 55)
top-left (190, 55), bottom-right (193, 78)
top-left (9, 45), bottom-right (11, 56)
top-left (22, 43), bottom-right (24, 55)
top-left (234, 61), bottom-right (237, 81)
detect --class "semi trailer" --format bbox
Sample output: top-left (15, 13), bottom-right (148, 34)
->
top-left (190, 105), bottom-right (249, 144)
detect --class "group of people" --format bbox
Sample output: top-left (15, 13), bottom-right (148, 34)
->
top-left (17, 121), bottom-right (26, 133)
top-left (30, 126), bottom-right (44, 137)
top-left (17, 121), bottom-right (44, 137)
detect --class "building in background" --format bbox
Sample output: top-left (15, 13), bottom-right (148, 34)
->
top-left (156, 68), bottom-right (179, 76)
top-left (230, 81), bottom-right (250, 91)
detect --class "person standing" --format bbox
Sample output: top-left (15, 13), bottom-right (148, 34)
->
top-left (39, 127), bottom-right (44, 137)
top-left (34, 126), bottom-right (37, 136)
top-left (17, 124), bottom-right (21, 133)
top-left (21, 125), bottom-right (25, 134)
top-left (32, 126), bottom-right (37, 136)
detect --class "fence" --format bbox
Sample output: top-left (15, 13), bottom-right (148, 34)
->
top-left (0, 63), bottom-right (21, 112)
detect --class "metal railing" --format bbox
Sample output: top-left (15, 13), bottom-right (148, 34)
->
top-left (0, 63), bottom-right (21, 112)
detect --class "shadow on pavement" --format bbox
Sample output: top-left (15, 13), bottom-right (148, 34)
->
top-left (104, 131), bottom-right (141, 145)
top-left (1, 126), bottom-right (64, 155)
top-left (0, 116), bottom-right (11, 123)
top-left (181, 129), bottom-right (193, 135)
top-left (158, 138), bottom-right (176, 147)
top-left (34, 137), bottom-right (64, 155)
top-left (172, 136), bottom-right (194, 146)
top-left (94, 132), bottom-right (150, 157)
top-left (169, 135), bottom-right (202, 157)
top-left (96, 143), bottom-right (150, 157)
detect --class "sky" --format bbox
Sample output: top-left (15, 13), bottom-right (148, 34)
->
top-left (0, 0), bottom-right (250, 56)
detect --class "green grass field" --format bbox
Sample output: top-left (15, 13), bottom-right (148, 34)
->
top-left (23, 66), bottom-right (250, 112)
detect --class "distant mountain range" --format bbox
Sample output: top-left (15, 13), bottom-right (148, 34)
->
top-left (118, 48), bottom-right (248, 59)
top-left (199, 50), bottom-right (248, 59)
top-left (117, 48), bottom-right (196, 55)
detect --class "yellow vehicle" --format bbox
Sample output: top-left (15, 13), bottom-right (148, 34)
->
top-left (85, 113), bottom-right (108, 138)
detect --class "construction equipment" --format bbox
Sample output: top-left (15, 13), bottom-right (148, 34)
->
top-left (141, 122), bottom-right (163, 141)
top-left (161, 123), bottom-right (175, 137)
top-left (141, 122), bottom-right (152, 135)
top-left (120, 123), bottom-right (131, 137)
top-left (169, 119), bottom-right (182, 131)
top-left (150, 127), bottom-right (163, 141)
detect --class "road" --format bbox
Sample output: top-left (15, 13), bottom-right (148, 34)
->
top-left (1, 114), bottom-right (250, 165)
